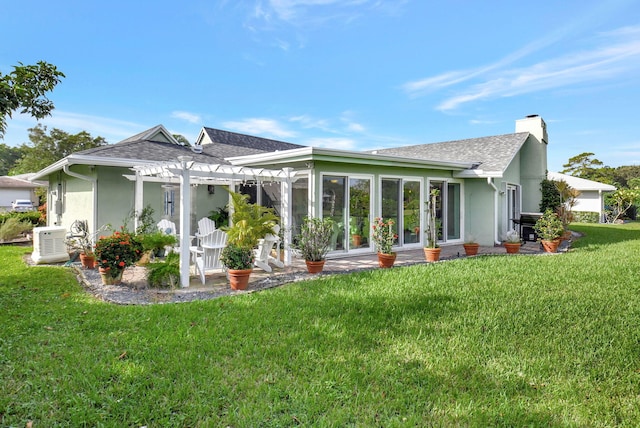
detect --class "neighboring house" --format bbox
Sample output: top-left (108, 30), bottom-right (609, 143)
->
top-left (547, 171), bottom-right (616, 223)
top-left (32, 115), bottom-right (549, 255)
top-left (0, 174), bottom-right (44, 211)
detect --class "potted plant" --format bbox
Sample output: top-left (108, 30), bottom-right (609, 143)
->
top-left (65, 220), bottom-right (96, 269)
top-left (219, 244), bottom-right (255, 290)
top-left (220, 191), bottom-right (279, 289)
top-left (503, 229), bottom-right (521, 254)
top-left (94, 228), bottom-right (144, 285)
top-left (140, 230), bottom-right (177, 260)
top-left (424, 188), bottom-right (441, 262)
top-left (463, 233), bottom-right (480, 256)
top-left (349, 217), bottom-right (363, 247)
top-left (533, 209), bottom-right (564, 253)
top-left (292, 217), bottom-right (334, 273)
top-left (372, 217), bottom-right (398, 268)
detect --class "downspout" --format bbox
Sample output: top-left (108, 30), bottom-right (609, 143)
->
top-left (487, 177), bottom-right (501, 245)
top-left (63, 165), bottom-right (98, 237)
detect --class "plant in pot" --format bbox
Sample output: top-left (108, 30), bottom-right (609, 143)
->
top-left (424, 188), bottom-right (441, 262)
top-left (147, 251), bottom-right (180, 289)
top-left (372, 217), bottom-right (398, 268)
top-left (463, 233), bottom-right (480, 256)
top-left (220, 191), bottom-right (279, 290)
top-left (94, 228), bottom-right (144, 285)
top-left (554, 179), bottom-right (580, 240)
top-left (65, 219), bottom-right (96, 269)
top-left (140, 230), bottom-right (177, 261)
top-left (533, 209), bottom-right (564, 253)
top-left (503, 229), bottom-right (521, 254)
top-left (220, 244), bottom-right (255, 290)
top-left (293, 216), bottom-right (335, 273)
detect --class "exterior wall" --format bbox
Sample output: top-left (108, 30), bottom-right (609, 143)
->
top-left (518, 134), bottom-right (546, 213)
top-left (96, 166), bottom-right (134, 232)
top-left (463, 179), bottom-right (496, 246)
top-left (47, 166), bottom-right (95, 232)
top-left (573, 190), bottom-right (603, 213)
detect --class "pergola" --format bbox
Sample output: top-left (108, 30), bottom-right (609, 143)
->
top-left (131, 156), bottom-right (295, 288)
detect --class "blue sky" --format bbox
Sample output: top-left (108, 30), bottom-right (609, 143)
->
top-left (1, 0), bottom-right (639, 172)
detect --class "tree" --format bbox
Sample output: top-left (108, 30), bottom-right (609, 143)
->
top-left (0, 61), bottom-right (65, 138)
top-left (0, 143), bottom-right (25, 175)
top-left (605, 188), bottom-right (640, 223)
top-left (10, 125), bottom-right (107, 174)
top-left (561, 152), bottom-right (604, 179)
top-left (172, 134), bottom-right (189, 145)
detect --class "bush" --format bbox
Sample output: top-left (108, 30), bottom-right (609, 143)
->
top-left (147, 251), bottom-right (180, 288)
top-left (572, 211), bottom-right (600, 223)
top-left (0, 211), bottom-right (42, 227)
top-left (0, 217), bottom-right (33, 241)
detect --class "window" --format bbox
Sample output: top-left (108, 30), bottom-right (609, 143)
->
top-left (322, 174), bottom-right (372, 252)
top-left (381, 178), bottom-right (422, 247)
top-left (429, 180), bottom-right (461, 243)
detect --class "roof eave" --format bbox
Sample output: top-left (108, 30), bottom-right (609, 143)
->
top-left (30, 154), bottom-right (163, 180)
top-left (228, 147), bottom-right (473, 171)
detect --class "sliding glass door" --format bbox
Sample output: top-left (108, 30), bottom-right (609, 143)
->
top-left (429, 180), bottom-right (461, 243)
top-left (322, 175), bottom-right (372, 252)
top-left (381, 178), bottom-right (422, 248)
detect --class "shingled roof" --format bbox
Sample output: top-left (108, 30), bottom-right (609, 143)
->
top-left (370, 132), bottom-right (530, 173)
top-left (198, 127), bottom-right (304, 159)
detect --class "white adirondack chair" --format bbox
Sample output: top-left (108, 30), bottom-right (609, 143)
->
top-left (157, 219), bottom-right (180, 253)
top-left (195, 217), bottom-right (216, 247)
top-left (192, 230), bottom-right (228, 284)
top-left (253, 224), bottom-right (284, 273)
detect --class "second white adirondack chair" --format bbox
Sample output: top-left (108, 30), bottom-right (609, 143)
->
top-left (253, 224), bottom-right (284, 273)
top-left (195, 217), bottom-right (216, 246)
top-left (193, 229), bottom-right (228, 284)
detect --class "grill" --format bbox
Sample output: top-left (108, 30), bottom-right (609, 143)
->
top-left (513, 212), bottom-right (542, 242)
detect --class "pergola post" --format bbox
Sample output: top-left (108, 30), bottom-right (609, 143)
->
top-left (281, 168), bottom-right (293, 266)
top-left (178, 156), bottom-right (193, 288)
top-left (134, 172), bottom-right (144, 232)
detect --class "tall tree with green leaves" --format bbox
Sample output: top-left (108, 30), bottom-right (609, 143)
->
top-left (0, 61), bottom-right (65, 138)
top-left (10, 125), bottom-right (107, 174)
top-left (0, 143), bottom-right (25, 175)
top-left (561, 152), bottom-right (604, 179)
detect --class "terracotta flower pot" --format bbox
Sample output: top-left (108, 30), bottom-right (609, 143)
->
top-left (227, 268), bottom-right (253, 290)
top-left (99, 267), bottom-right (123, 285)
top-left (351, 235), bottom-right (362, 247)
top-left (463, 243), bottom-right (479, 256)
top-left (423, 247), bottom-right (441, 262)
top-left (377, 252), bottom-right (396, 268)
top-left (541, 239), bottom-right (561, 253)
top-left (79, 253), bottom-right (96, 269)
top-left (504, 242), bottom-right (521, 254)
top-left (305, 260), bottom-right (326, 274)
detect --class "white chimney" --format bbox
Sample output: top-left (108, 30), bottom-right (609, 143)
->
top-left (515, 114), bottom-right (548, 145)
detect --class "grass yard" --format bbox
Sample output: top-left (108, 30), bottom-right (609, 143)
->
top-left (2, 223), bottom-right (640, 426)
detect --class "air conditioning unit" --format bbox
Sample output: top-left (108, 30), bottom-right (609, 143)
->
top-left (32, 226), bottom-right (69, 264)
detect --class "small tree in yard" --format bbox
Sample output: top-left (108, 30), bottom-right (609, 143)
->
top-left (605, 188), bottom-right (640, 223)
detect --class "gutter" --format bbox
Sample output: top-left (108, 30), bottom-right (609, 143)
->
top-left (63, 165), bottom-right (98, 240)
top-left (487, 177), bottom-right (501, 245)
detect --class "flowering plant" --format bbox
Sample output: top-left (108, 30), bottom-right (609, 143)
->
top-left (372, 217), bottom-right (397, 254)
top-left (95, 229), bottom-right (144, 276)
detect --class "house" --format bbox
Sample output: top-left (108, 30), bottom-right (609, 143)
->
top-left (29, 125), bottom-right (303, 235)
top-left (32, 114), bottom-right (550, 284)
top-left (547, 171), bottom-right (616, 223)
top-left (0, 174), bottom-right (44, 211)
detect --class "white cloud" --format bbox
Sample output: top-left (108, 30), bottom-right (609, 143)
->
top-left (305, 137), bottom-right (357, 149)
top-left (222, 118), bottom-right (297, 138)
top-left (171, 111), bottom-right (202, 124)
top-left (402, 21), bottom-right (640, 111)
top-left (289, 114), bottom-right (330, 130)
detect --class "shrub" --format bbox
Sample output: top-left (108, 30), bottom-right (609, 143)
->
top-left (572, 211), bottom-right (600, 223)
top-left (147, 252), bottom-right (180, 288)
top-left (0, 217), bottom-right (33, 241)
top-left (94, 229), bottom-right (144, 275)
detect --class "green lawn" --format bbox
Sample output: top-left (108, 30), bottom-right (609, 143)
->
top-left (2, 223), bottom-right (640, 427)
